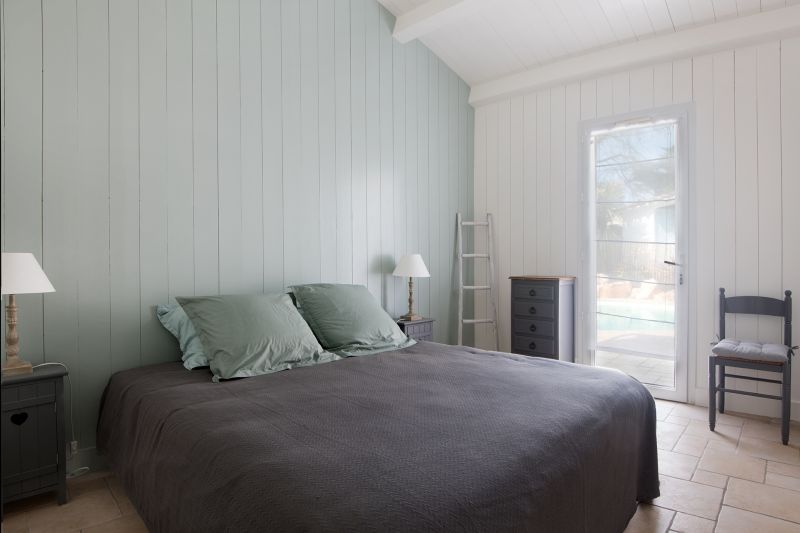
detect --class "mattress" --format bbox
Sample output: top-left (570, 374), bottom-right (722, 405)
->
top-left (97, 341), bottom-right (659, 532)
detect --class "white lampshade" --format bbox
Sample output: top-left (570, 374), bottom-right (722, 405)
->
top-left (392, 254), bottom-right (430, 278)
top-left (1, 253), bottom-right (55, 295)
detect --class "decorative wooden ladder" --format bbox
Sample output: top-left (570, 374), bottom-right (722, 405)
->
top-left (456, 212), bottom-right (499, 350)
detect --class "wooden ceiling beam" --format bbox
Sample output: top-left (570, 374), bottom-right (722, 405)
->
top-left (392, 0), bottom-right (483, 44)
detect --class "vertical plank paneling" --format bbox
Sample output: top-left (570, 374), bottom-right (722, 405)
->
top-left (484, 103), bottom-right (499, 349)
top-left (535, 91), bottom-right (551, 273)
top-left (629, 66), bottom-right (654, 110)
top-left (549, 86), bottom-right (566, 274)
top-left (109, 0), bottom-right (140, 372)
top-left (509, 96), bottom-right (524, 279)
top-left (378, 6), bottom-right (394, 310)
top-left (192, 0), bottom-right (219, 294)
top-left (415, 46), bottom-right (429, 316)
top-left (564, 82), bottom-right (581, 360)
top-left (673, 58), bottom-right (693, 104)
top-left (300, 0), bottom-right (321, 284)
top-left (437, 61), bottom-right (449, 338)
top-left (76, 0), bottom-right (111, 447)
top-left (781, 37), bottom-right (800, 406)
top-left (139, 0), bottom-right (172, 361)
top-left (404, 42), bottom-right (418, 291)
top-left (365, 0), bottom-right (382, 300)
top-left (281, 0), bottom-right (302, 288)
top-left (755, 41), bottom-right (782, 398)
top-left (166, 0), bottom-right (195, 298)
top-left (522, 94), bottom-right (537, 273)
top-left (43, 0), bottom-right (80, 445)
top-left (392, 38), bottom-right (406, 311)
top-left (497, 100), bottom-right (511, 352)
top-left (733, 47), bottom-right (759, 348)
top-left (4, 0), bottom-right (44, 362)
top-left (447, 71), bottom-right (459, 343)
top-left (335, 0), bottom-right (353, 284)
top-left (473, 107), bottom-right (487, 347)
top-left (653, 62), bottom-right (673, 106)
top-left (240, 0), bottom-right (264, 292)
top-left (713, 51), bottom-right (738, 391)
top-left (693, 54), bottom-right (716, 390)
top-left (350, 0), bottom-right (368, 288)
top-left (318, 0), bottom-right (337, 284)
top-left (261, 0), bottom-right (283, 292)
top-left (612, 72), bottom-right (630, 114)
top-left (427, 52), bottom-right (440, 332)
top-left (596, 75), bottom-right (613, 117)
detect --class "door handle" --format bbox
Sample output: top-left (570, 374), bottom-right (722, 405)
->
top-left (663, 260), bottom-right (682, 266)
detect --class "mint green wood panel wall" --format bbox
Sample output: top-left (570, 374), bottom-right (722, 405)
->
top-left (0, 0), bottom-right (474, 453)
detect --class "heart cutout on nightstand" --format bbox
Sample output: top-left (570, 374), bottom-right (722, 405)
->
top-left (11, 412), bottom-right (28, 426)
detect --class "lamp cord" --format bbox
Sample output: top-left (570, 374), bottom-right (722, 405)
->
top-left (32, 362), bottom-right (76, 445)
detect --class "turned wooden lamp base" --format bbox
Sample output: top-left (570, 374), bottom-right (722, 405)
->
top-left (3, 294), bottom-right (33, 377)
top-left (398, 277), bottom-right (424, 322)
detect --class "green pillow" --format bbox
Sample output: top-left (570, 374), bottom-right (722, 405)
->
top-left (156, 304), bottom-right (209, 370)
top-left (176, 293), bottom-right (340, 381)
top-left (289, 284), bottom-right (415, 356)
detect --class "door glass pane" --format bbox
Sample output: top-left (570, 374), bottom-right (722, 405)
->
top-left (592, 120), bottom-right (679, 390)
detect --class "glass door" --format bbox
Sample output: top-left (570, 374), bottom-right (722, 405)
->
top-left (585, 112), bottom-right (688, 401)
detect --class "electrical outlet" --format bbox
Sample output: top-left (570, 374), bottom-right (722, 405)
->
top-left (70, 440), bottom-right (78, 455)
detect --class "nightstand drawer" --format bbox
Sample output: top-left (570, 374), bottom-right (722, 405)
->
top-left (512, 282), bottom-right (555, 301)
top-left (397, 318), bottom-right (435, 342)
top-left (512, 335), bottom-right (555, 356)
top-left (512, 318), bottom-right (554, 338)
top-left (512, 301), bottom-right (555, 319)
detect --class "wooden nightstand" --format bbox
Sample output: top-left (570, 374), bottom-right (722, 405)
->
top-left (2, 365), bottom-right (68, 514)
top-left (397, 318), bottom-right (435, 341)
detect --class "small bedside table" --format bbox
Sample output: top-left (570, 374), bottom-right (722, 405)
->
top-left (2, 365), bottom-right (68, 514)
top-left (397, 318), bottom-right (435, 341)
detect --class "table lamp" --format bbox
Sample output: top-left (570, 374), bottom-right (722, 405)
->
top-left (393, 254), bottom-right (430, 321)
top-left (1, 253), bottom-right (55, 376)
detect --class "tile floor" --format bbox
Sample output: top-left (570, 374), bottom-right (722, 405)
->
top-left (2, 401), bottom-right (799, 532)
top-left (596, 350), bottom-right (676, 388)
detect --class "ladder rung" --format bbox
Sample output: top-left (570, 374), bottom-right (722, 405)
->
top-left (462, 319), bottom-right (495, 324)
top-left (462, 253), bottom-right (489, 258)
top-left (461, 221), bottom-right (489, 226)
top-left (462, 285), bottom-right (491, 290)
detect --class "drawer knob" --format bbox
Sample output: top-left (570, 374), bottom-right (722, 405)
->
top-left (529, 324), bottom-right (537, 332)
top-left (529, 341), bottom-right (537, 351)
top-left (529, 306), bottom-right (537, 315)
top-left (10, 412), bottom-right (28, 426)
top-left (529, 289), bottom-right (536, 297)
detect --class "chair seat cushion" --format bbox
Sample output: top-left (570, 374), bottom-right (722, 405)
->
top-left (711, 338), bottom-right (790, 364)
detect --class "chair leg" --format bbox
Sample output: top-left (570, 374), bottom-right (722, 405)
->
top-left (709, 357), bottom-right (717, 432)
top-left (782, 361), bottom-right (791, 445)
top-left (719, 363), bottom-right (726, 414)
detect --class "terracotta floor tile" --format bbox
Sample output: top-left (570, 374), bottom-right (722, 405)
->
top-left (659, 450), bottom-right (700, 480)
top-left (683, 419), bottom-right (741, 443)
top-left (737, 436), bottom-right (800, 465)
top-left (106, 476), bottom-right (137, 516)
top-left (670, 512), bottom-right (715, 533)
top-left (769, 461), bottom-right (800, 478)
top-left (653, 475), bottom-right (723, 520)
top-left (741, 419), bottom-right (785, 443)
top-left (697, 448), bottom-right (765, 482)
top-left (624, 504), bottom-right (675, 533)
top-left (670, 404), bottom-right (744, 427)
top-left (715, 505), bottom-right (800, 533)
top-left (724, 477), bottom-right (800, 524)
top-left (26, 478), bottom-right (121, 533)
top-left (691, 469), bottom-right (728, 489)
top-left (665, 415), bottom-right (691, 427)
top-left (767, 472), bottom-right (800, 492)
top-left (82, 513), bottom-right (149, 533)
top-left (672, 434), bottom-right (709, 457)
top-left (658, 421), bottom-right (687, 450)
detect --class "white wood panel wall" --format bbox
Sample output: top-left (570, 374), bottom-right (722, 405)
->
top-left (473, 39), bottom-right (800, 419)
top-left (0, 0), bottom-right (473, 455)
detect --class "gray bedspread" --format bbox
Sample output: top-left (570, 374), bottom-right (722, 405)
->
top-left (97, 341), bottom-right (659, 533)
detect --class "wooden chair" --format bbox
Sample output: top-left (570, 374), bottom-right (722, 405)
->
top-left (709, 288), bottom-right (793, 444)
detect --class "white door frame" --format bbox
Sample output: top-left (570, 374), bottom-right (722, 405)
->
top-left (578, 104), bottom-right (692, 403)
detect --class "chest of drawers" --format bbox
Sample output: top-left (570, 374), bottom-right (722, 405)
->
top-left (509, 276), bottom-right (575, 362)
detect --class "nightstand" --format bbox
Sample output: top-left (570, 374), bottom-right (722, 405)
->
top-left (2, 365), bottom-right (68, 514)
top-left (397, 318), bottom-right (435, 341)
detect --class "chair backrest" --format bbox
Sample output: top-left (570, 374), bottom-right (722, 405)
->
top-left (719, 288), bottom-right (792, 346)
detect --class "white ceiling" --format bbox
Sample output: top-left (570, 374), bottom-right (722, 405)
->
top-left (379, 0), bottom-right (794, 85)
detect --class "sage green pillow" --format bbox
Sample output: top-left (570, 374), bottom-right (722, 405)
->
top-left (176, 293), bottom-right (340, 381)
top-left (290, 284), bottom-right (415, 356)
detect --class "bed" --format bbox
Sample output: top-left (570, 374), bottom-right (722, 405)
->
top-left (97, 341), bottom-right (659, 532)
